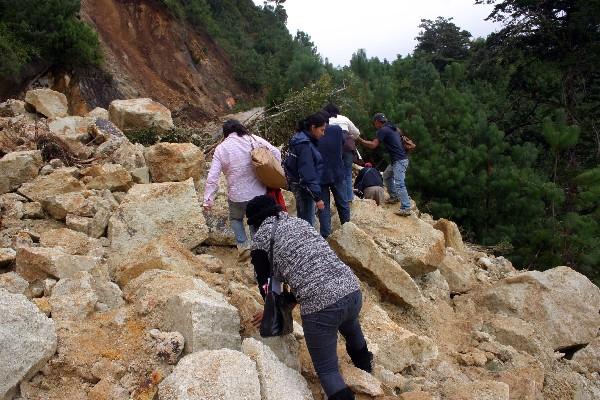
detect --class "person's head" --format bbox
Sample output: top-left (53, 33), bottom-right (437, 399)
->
top-left (297, 113), bottom-right (327, 140)
top-left (246, 195), bottom-right (281, 230)
top-left (222, 119), bottom-right (249, 138)
top-left (323, 103), bottom-right (340, 118)
top-left (372, 113), bottom-right (387, 129)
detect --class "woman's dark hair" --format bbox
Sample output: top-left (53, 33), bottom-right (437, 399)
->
top-left (222, 119), bottom-right (250, 138)
top-left (323, 103), bottom-right (339, 118)
top-left (246, 195), bottom-right (281, 230)
top-left (296, 113), bottom-right (327, 132)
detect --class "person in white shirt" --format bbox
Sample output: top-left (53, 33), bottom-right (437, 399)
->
top-left (203, 119), bottom-right (281, 259)
top-left (323, 103), bottom-right (360, 202)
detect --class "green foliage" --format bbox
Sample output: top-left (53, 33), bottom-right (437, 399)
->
top-left (0, 0), bottom-right (102, 78)
top-left (414, 17), bottom-right (472, 71)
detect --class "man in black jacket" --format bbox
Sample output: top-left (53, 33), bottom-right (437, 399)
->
top-left (354, 163), bottom-right (384, 205)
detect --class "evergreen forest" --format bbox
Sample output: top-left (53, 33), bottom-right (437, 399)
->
top-left (0, 0), bottom-right (598, 284)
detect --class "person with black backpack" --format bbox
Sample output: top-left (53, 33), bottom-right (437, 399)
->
top-left (357, 113), bottom-right (412, 216)
top-left (353, 162), bottom-right (385, 205)
top-left (284, 113), bottom-right (327, 226)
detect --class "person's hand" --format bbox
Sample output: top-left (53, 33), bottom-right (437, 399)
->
top-left (251, 311), bottom-right (263, 328)
top-left (316, 200), bottom-right (325, 210)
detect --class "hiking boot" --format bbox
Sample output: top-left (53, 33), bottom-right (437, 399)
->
top-left (385, 197), bottom-right (400, 204)
top-left (395, 208), bottom-right (412, 217)
top-left (346, 344), bottom-right (373, 373)
top-left (328, 387), bottom-right (355, 400)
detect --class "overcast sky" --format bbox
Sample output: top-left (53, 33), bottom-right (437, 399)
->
top-left (252, 0), bottom-right (502, 66)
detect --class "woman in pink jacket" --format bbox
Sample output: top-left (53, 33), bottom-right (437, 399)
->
top-left (202, 119), bottom-right (281, 260)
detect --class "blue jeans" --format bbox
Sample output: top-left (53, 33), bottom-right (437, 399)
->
top-left (290, 183), bottom-right (316, 227)
top-left (228, 200), bottom-right (255, 245)
top-left (342, 151), bottom-right (354, 201)
top-left (302, 290), bottom-right (367, 396)
top-left (383, 159), bottom-right (411, 209)
top-left (318, 180), bottom-right (350, 238)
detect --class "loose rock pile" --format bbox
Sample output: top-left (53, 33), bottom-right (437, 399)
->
top-left (0, 89), bottom-right (599, 400)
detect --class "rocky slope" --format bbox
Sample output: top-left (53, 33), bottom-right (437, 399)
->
top-left (1, 90), bottom-right (599, 400)
top-left (0, 0), bottom-right (245, 125)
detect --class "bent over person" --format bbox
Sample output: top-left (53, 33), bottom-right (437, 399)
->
top-left (246, 195), bottom-right (372, 400)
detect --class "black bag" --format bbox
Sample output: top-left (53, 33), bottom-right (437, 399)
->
top-left (259, 218), bottom-right (294, 337)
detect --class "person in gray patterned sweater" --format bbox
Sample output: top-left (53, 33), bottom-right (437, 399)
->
top-left (246, 195), bottom-right (373, 400)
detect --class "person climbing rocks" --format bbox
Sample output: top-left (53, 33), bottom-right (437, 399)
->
top-left (354, 162), bottom-right (385, 205)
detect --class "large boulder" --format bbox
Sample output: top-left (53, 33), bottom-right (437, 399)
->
top-left (433, 218), bottom-right (465, 252)
top-left (18, 168), bottom-right (84, 203)
top-left (24, 88), bottom-right (68, 118)
top-left (125, 270), bottom-right (241, 353)
top-left (361, 303), bottom-right (438, 372)
top-left (107, 179), bottom-right (208, 261)
top-left (0, 150), bottom-right (43, 195)
top-left (475, 266), bottom-right (600, 349)
top-left (441, 380), bottom-right (510, 400)
top-left (88, 118), bottom-right (124, 144)
top-left (41, 191), bottom-right (94, 220)
top-left (109, 98), bottom-right (174, 132)
top-left (0, 99), bottom-right (27, 117)
top-left (158, 349), bottom-right (261, 400)
top-left (15, 246), bottom-right (101, 282)
top-left (437, 252), bottom-right (477, 294)
top-left (113, 235), bottom-right (210, 286)
top-left (329, 222), bottom-right (424, 308)
top-left (241, 338), bottom-right (313, 400)
top-left (39, 228), bottom-right (105, 257)
top-left (49, 271), bottom-right (98, 321)
top-left (81, 163), bottom-right (133, 192)
top-left (350, 200), bottom-right (445, 276)
top-left (48, 116), bottom-right (95, 159)
top-left (0, 271), bottom-right (28, 294)
top-left (0, 289), bottom-right (57, 399)
top-left (145, 142), bottom-right (204, 184)
top-left (573, 337), bottom-right (600, 373)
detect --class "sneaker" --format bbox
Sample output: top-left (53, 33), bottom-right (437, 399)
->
top-left (395, 209), bottom-right (412, 217)
top-left (385, 197), bottom-right (400, 204)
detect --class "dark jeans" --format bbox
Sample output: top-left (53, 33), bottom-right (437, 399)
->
top-left (290, 183), bottom-right (316, 226)
top-left (301, 290), bottom-right (367, 396)
top-left (342, 151), bottom-right (354, 201)
top-left (318, 180), bottom-right (350, 238)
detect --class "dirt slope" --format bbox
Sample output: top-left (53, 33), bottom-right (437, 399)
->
top-left (78, 0), bottom-right (245, 124)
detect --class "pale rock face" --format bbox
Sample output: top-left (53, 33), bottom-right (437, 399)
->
top-left (39, 228), bottom-right (105, 257)
top-left (109, 98), bottom-right (174, 132)
top-left (482, 315), bottom-right (547, 356)
top-left (573, 337), bottom-right (600, 373)
top-left (0, 271), bottom-right (29, 294)
top-left (241, 338), bottom-right (313, 400)
top-left (107, 179), bottom-right (208, 262)
top-left (125, 270), bottom-right (241, 353)
top-left (25, 88), bottom-right (68, 118)
top-left (0, 247), bottom-right (17, 267)
top-left (81, 163), bottom-right (133, 192)
top-left (0, 289), bottom-right (57, 399)
top-left (18, 168), bottom-right (84, 203)
top-left (328, 222), bottom-right (424, 308)
top-left (41, 192), bottom-right (94, 220)
top-left (49, 271), bottom-right (98, 321)
top-left (144, 142), bottom-right (204, 184)
top-left (349, 200), bottom-right (445, 276)
top-left (433, 218), bottom-right (465, 252)
top-left (340, 363), bottom-right (384, 397)
top-left (196, 175), bottom-right (237, 245)
top-left (543, 369), bottom-right (600, 400)
top-left (361, 303), bottom-right (438, 372)
top-left (441, 380), bottom-right (510, 400)
top-left (0, 150), bottom-right (43, 195)
top-left (437, 252), bottom-right (477, 293)
top-left (47, 116), bottom-right (95, 159)
top-left (158, 349), bottom-right (261, 400)
top-left (112, 235), bottom-right (208, 286)
top-left (15, 246), bottom-right (101, 282)
top-left (94, 137), bottom-right (146, 172)
top-left (86, 107), bottom-right (109, 120)
top-left (476, 266), bottom-right (600, 349)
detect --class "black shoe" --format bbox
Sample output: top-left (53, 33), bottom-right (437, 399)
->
top-left (346, 344), bottom-right (373, 373)
top-left (328, 387), bottom-right (355, 400)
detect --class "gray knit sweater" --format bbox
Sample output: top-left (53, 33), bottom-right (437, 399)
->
top-left (252, 212), bottom-right (360, 315)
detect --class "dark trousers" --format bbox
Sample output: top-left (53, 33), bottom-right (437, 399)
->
top-left (318, 180), bottom-right (350, 238)
top-left (301, 290), bottom-right (367, 396)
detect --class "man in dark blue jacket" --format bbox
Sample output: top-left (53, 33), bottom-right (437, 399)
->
top-left (317, 123), bottom-right (350, 238)
top-left (358, 113), bottom-right (412, 216)
top-left (353, 163), bottom-right (385, 205)
top-left (286, 113), bottom-right (327, 226)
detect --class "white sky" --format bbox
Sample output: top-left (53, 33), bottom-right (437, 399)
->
top-left (252, 0), bottom-right (502, 66)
